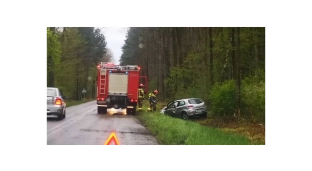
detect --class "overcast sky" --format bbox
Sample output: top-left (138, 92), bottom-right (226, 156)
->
top-left (100, 27), bottom-right (128, 65)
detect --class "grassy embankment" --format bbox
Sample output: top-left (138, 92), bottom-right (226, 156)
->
top-left (138, 70), bottom-right (266, 146)
top-left (65, 98), bottom-right (95, 107)
top-left (136, 101), bottom-right (252, 145)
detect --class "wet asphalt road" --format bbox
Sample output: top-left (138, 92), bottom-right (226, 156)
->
top-left (47, 100), bottom-right (159, 145)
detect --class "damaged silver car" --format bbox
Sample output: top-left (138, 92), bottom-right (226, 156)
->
top-left (162, 98), bottom-right (207, 120)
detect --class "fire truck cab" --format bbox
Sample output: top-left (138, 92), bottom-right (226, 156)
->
top-left (96, 62), bottom-right (147, 115)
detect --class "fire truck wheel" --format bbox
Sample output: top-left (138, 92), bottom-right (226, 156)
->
top-left (126, 108), bottom-right (131, 115)
top-left (103, 107), bottom-right (107, 114)
top-left (126, 108), bottom-right (136, 115)
top-left (97, 107), bottom-right (102, 114)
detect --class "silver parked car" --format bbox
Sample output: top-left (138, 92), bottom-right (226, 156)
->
top-left (47, 87), bottom-right (67, 120)
top-left (163, 98), bottom-right (207, 120)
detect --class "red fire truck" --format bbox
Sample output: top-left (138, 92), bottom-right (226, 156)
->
top-left (96, 62), bottom-right (148, 115)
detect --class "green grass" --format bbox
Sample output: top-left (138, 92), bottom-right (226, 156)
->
top-left (136, 100), bottom-right (251, 145)
top-left (65, 98), bottom-right (95, 107)
top-left (137, 111), bottom-right (252, 145)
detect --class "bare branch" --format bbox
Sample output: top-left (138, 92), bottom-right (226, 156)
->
top-left (100, 48), bottom-right (114, 62)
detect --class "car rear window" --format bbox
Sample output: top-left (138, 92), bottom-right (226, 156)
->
top-left (47, 89), bottom-right (57, 97)
top-left (188, 98), bottom-right (204, 104)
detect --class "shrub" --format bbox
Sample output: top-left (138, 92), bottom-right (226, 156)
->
top-left (241, 70), bottom-right (265, 123)
top-left (210, 80), bottom-right (237, 116)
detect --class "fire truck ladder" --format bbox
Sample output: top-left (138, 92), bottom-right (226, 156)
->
top-left (99, 67), bottom-right (106, 95)
top-left (100, 75), bottom-right (106, 95)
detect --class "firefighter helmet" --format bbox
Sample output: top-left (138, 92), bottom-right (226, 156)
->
top-left (139, 84), bottom-right (144, 88)
top-left (153, 90), bottom-right (158, 95)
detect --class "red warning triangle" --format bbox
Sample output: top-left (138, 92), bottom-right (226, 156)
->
top-left (104, 132), bottom-right (120, 145)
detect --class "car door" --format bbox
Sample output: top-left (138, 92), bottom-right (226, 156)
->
top-left (167, 101), bottom-right (178, 117)
top-left (175, 100), bottom-right (185, 117)
top-left (164, 101), bottom-right (177, 117)
top-left (164, 101), bottom-right (173, 116)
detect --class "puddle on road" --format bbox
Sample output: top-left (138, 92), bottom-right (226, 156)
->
top-left (127, 127), bottom-right (150, 135)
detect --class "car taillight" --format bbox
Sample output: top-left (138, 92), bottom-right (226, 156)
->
top-left (135, 99), bottom-right (137, 102)
top-left (187, 105), bottom-right (194, 108)
top-left (55, 98), bottom-right (62, 105)
top-left (131, 99), bottom-right (134, 102)
top-left (101, 98), bottom-right (104, 101)
top-left (97, 98), bottom-right (100, 100)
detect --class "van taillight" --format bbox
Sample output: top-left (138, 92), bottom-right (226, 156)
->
top-left (55, 98), bottom-right (62, 105)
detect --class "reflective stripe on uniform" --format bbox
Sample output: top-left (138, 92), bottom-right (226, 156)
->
top-left (138, 88), bottom-right (144, 98)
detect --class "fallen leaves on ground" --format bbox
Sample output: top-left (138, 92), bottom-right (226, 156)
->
top-left (197, 117), bottom-right (265, 145)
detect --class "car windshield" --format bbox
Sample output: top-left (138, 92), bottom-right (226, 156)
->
top-left (47, 88), bottom-right (56, 97)
top-left (188, 98), bottom-right (204, 104)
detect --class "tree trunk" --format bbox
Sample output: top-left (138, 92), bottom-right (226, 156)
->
top-left (209, 27), bottom-right (213, 85)
top-left (204, 28), bottom-right (209, 65)
top-left (231, 28), bottom-right (236, 80)
top-left (176, 28), bottom-right (182, 66)
top-left (172, 28), bottom-right (177, 67)
top-left (235, 27), bottom-right (241, 116)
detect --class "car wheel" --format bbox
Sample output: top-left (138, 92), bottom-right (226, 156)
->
top-left (57, 113), bottom-right (63, 120)
top-left (63, 109), bottom-right (66, 118)
top-left (181, 112), bottom-right (188, 120)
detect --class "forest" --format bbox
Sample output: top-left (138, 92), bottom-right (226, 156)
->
top-left (47, 27), bottom-right (112, 101)
top-left (119, 27), bottom-right (265, 123)
top-left (47, 27), bottom-right (265, 123)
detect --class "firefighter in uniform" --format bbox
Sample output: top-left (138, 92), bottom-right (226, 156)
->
top-left (148, 90), bottom-right (158, 111)
top-left (137, 84), bottom-right (145, 111)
